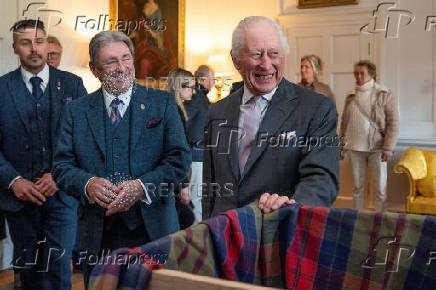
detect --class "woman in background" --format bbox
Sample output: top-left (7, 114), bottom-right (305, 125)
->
top-left (298, 54), bottom-right (336, 107)
top-left (165, 68), bottom-right (195, 229)
top-left (166, 68), bottom-right (194, 124)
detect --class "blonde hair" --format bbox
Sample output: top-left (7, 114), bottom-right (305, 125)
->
top-left (165, 68), bottom-right (194, 120)
top-left (301, 54), bottom-right (323, 81)
top-left (47, 35), bottom-right (63, 52)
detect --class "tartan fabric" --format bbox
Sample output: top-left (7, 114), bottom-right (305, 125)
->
top-left (89, 203), bottom-right (436, 290)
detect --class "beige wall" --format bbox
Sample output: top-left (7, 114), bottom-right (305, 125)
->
top-left (38, 0), bottom-right (280, 92)
top-left (185, 0), bottom-right (280, 80)
top-left (43, 0), bottom-right (110, 93)
top-left (281, 0), bottom-right (436, 212)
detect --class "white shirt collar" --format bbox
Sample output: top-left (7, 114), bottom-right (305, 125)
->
top-left (103, 85), bottom-right (133, 117)
top-left (21, 63), bottom-right (50, 93)
top-left (241, 83), bottom-right (277, 105)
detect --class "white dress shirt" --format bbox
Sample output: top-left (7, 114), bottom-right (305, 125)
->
top-left (21, 63), bottom-right (49, 94)
top-left (103, 86), bottom-right (132, 118)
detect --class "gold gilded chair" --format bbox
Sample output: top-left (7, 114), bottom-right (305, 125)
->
top-left (394, 147), bottom-right (436, 214)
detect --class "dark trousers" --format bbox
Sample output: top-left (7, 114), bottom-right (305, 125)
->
top-left (0, 211), bottom-right (6, 240)
top-left (82, 216), bottom-right (150, 289)
top-left (5, 192), bottom-right (78, 290)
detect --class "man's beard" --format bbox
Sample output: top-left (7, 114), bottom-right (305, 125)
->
top-left (26, 53), bottom-right (44, 68)
top-left (101, 69), bottom-right (135, 96)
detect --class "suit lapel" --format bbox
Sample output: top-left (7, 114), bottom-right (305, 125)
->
top-left (223, 91), bottom-right (242, 181)
top-left (9, 68), bottom-right (31, 134)
top-left (129, 84), bottom-right (151, 168)
top-left (86, 90), bottom-right (106, 159)
top-left (241, 79), bottom-right (299, 180)
top-left (48, 67), bottom-right (63, 141)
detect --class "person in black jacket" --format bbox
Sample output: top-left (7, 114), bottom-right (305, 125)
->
top-left (184, 65), bottom-right (214, 222)
top-left (165, 68), bottom-right (196, 229)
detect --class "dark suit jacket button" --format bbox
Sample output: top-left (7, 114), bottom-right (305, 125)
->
top-left (25, 145), bottom-right (30, 151)
top-left (114, 154), bottom-right (119, 159)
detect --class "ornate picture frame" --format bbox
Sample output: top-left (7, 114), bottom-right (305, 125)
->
top-left (298, 0), bottom-right (359, 9)
top-left (110, 0), bottom-right (185, 81)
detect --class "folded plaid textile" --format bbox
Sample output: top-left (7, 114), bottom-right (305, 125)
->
top-left (89, 203), bottom-right (436, 290)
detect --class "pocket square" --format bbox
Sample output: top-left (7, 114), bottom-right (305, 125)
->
top-left (278, 131), bottom-right (296, 140)
top-left (146, 117), bottom-right (162, 128)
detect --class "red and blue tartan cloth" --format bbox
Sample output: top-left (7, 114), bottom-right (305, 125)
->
top-left (89, 203), bottom-right (436, 289)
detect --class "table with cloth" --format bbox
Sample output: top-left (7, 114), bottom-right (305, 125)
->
top-left (89, 203), bottom-right (436, 289)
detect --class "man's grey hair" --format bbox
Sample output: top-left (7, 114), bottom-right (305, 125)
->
top-left (89, 31), bottom-right (134, 65)
top-left (230, 16), bottom-right (289, 60)
top-left (194, 65), bottom-right (213, 79)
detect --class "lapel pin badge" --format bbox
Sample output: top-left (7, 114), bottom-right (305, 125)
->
top-left (57, 81), bottom-right (61, 90)
top-left (140, 104), bottom-right (145, 110)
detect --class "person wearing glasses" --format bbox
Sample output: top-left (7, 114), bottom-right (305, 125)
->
top-left (52, 31), bottom-right (191, 288)
top-left (46, 35), bottom-right (62, 68)
top-left (165, 68), bottom-right (196, 229)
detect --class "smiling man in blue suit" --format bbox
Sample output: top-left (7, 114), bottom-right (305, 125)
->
top-left (0, 20), bottom-right (87, 289)
top-left (53, 31), bottom-right (191, 288)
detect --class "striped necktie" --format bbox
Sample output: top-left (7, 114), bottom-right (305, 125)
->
top-left (110, 98), bottom-right (123, 128)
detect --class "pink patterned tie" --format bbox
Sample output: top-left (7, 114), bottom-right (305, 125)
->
top-left (238, 95), bottom-right (262, 174)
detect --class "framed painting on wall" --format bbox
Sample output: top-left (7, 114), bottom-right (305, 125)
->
top-left (110, 0), bottom-right (185, 82)
top-left (298, 0), bottom-right (359, 9)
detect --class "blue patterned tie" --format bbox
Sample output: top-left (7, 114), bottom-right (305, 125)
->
top-left (110, 98), bottom-right (123, 128)
top-left (30, 76), bottom-right (43, 100)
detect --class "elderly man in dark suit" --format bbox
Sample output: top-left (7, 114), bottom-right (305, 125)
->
top-left (0, 20), bottom-right (87, 289)
top-left (202, 16), bottom-right (339, 219)
top-left (53, 31), bottom-right (191, 288)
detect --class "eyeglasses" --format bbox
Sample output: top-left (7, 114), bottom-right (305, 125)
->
top-left (181, 83), bottom-right (195, 90)
top-left (102, 55), bottom-right (133, 69)
top-left (48, 52), bottom-right (61, 58)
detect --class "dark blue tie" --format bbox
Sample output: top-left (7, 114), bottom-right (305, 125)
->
top-left (30, 76), bottom-right (43, 100)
